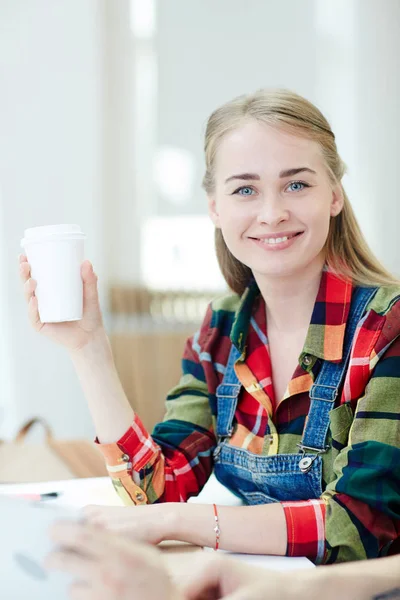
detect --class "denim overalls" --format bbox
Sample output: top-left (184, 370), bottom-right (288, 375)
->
top-left (213, 285), bottom-right (378, 506)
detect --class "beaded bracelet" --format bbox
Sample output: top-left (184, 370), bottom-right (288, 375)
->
top-left (213, 503), bottom-right (220, 551)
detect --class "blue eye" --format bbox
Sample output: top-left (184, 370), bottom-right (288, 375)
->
top-left (234, 186), bottom-right (255, 196)
top-left (287, 181), bottom-right (309, 192)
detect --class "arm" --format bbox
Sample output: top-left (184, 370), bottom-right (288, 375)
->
top-left (45, 521), bottom-right (400, 600)
top-left (183, 554), bottom-right (400, 600)
top-left (168, 501), bottom-right (287, 555)
top-left (279, 334), bottom-right (400, 564)
top-left (70, 330), bottom-right (134, 444)
top-left (46, 520), bottom-right (286, 600)
top-left (298, 554), bottom-right (400, 600)
top-left (20, 256), bottom-right (217, 506)
top-left (91, 308), bottom-right (218, 505)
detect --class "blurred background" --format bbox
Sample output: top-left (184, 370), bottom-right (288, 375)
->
top-left (0, 0), bottom-right (399, 442)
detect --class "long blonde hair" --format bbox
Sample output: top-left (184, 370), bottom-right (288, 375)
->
top-left (202, 89), bottom-right (398, 295)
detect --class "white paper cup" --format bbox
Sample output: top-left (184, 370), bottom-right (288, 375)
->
top-left (21, 224), bottom-right (86, 323)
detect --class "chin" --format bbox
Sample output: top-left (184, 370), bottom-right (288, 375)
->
top-left (248, 254), bottom-right (322, 281)
top-left (253, 264), bottom-right (301, 280)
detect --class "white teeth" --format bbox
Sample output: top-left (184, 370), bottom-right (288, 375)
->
top-left (263, 236), bottom-right (289, 245)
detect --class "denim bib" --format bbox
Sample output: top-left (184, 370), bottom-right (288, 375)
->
top-left (213, 285), bottom-right (378, 506)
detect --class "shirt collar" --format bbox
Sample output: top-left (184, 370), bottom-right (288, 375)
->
top-left (301, 269), bottom-right (353, 363)
top-left (230, 269), bottom-right (353, 364)
top-left (230, 279), bottom-right (259, 356)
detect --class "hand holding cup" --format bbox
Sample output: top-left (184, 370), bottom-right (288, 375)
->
top-left (19, 225), bottom-right (104, 352)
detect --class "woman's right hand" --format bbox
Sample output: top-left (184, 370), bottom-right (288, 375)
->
top-left (19, 254), bottom-right (105, 352)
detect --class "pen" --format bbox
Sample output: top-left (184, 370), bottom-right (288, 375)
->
top-left (12, 492), bottom-right (61, 501)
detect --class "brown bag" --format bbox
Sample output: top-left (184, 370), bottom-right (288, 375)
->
top-left (0, 418), bottom-right (108, 483)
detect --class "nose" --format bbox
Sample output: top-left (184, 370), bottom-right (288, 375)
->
top-left (256, 195), bottom-right (289, 226)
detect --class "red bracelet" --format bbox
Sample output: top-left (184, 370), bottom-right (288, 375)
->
top-left (213, 503), bottom-right (220, 551)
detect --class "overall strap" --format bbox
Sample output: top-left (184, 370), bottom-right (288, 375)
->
top-left (216, 343), bottom-right (242, 437)
top-left (299, 285), bottom-right (378, 458)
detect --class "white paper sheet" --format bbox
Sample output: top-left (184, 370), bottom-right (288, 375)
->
top-left (0, 476), bottom-right (123, 508)
top-left (203, 546), bottom-right (314, 570)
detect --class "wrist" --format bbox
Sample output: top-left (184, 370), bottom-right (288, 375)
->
top-left (69, 328), bottom-right (113, 365)
top-left (160, 503), bottom-right (183, 542)
top-left (163, 503), bottom-right (215, 547)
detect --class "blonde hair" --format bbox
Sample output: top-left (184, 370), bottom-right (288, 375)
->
top-left (202, 89), bottom-right (398, 295)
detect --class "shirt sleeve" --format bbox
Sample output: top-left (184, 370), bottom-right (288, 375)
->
top-left (281, 334), bottom-right (400, 564)
top-left (96, 308), bottom-right (217, 506)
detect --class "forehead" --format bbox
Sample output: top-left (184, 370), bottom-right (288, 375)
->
top-left (215, 119), bottom-right (325, 179)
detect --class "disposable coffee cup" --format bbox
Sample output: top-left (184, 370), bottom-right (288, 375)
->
top-left (21, 224), bottom-right (86, 323)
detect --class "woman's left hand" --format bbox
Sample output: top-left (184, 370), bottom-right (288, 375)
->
top-left (44, 521), bottom-right (180, 600)
top-left (82, 503), bottom-right (177, 545)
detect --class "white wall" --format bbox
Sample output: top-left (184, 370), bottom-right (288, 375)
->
top-left (156, 0), bottom-right (318, 217)
top-left (354, 0), bottom-right (400, 274)
top-left (314, 0), bottom-right (400, 276)
top-left (0, 0), bottom-right (106, 438)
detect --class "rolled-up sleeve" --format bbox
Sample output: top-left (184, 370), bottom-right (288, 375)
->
top-left (282, 334), bottom-right (400, 564)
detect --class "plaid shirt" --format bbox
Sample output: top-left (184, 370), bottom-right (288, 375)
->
top-left (99, 270), bottom-right (400, 564)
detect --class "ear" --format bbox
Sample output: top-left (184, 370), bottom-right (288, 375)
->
top-left (330, 183), bottom-right (344, 217)
top-left (207, 194), bottom-right (221, 228)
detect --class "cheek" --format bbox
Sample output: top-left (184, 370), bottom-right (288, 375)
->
top-left (301, 197), bottom-right (331, 227)
top-left (218, 203), bottom-right (253, 231)
top-left (304, 206), bottom-right (332, 250)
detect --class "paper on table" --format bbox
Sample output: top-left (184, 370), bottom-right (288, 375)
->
top-left (0, 476), bottom-right (123, 509)
top-left (203, 546), bottom-right (314, 570)
top-left (188, 472), bottom-right (244, 506)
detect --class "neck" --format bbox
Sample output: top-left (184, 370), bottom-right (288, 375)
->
top-left (253, 256), bottom-right (325, 333)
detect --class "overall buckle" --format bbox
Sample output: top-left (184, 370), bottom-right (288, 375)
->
top-left (296, 443), bottom-right (329, 474)
top-left (214, 430), bottom-right (233, 460)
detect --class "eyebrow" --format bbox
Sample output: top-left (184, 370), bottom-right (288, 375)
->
top-left (224, 167), bottom-right (317, 184)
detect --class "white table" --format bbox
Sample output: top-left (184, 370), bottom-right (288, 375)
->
top-left (0, 476), bottom-right (314, 573)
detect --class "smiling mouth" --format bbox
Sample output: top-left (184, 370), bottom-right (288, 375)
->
top-left (251, 232), bottom-right (304, 245)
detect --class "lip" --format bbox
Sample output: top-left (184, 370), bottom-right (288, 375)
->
top-left (249, 231), bottom-right (304, 252)
top-left (250, 230), bottom-right (304, 240)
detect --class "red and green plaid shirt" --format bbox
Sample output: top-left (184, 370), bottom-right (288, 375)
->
top-left (99, 269), bottom-right (400, 564)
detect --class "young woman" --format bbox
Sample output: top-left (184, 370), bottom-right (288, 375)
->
top-left (20, 89), bottom-right (400, 564)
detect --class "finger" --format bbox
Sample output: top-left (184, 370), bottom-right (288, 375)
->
top-left (183, 556), bottom-right (225, 600)
top-left (19, 253), bottom-right (28, 264)
top-left (82, 505), bottom-right (110, 526)
top-left (69, 581), bottom-right (92, 600)
top-left (19, 261), bottom-right (31, 283)
top-left (223, 582), bottom-right (267, 600)
top-left (49, 522), bottom-right (114, 561)
top-left (222, 589), bottom-right (255, 600)
top-left (44, 549), bottom-right (97, 583)
top-left (81, 261), bottom-right (100, 310)
top-left (23, 277), bottom-right (36, 303)
top-left (82, 505), bottom-right (126, 530)
top-left (69, 568), bottom-right (131, 600)
top-left (27, 294), bottom-right (43, 332)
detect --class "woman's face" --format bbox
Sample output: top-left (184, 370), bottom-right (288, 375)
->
top-left (208, 120), bottom-right (343, 281)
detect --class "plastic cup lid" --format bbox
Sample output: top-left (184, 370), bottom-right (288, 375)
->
top-left (21, 224), bottom-right (86, 247)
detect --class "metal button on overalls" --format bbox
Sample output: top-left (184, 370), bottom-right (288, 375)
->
top-left (299, 456), bottom-right (313, 473)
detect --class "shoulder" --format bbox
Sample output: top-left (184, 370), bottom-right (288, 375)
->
top-left (209, 292), bottom-right (242, 328)
top-left (361, 285), bottom-right (400, 361)
top-left (194, 291), bottom-right (241, 350)
top-left (366, 284), bottom-right (400, 317)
